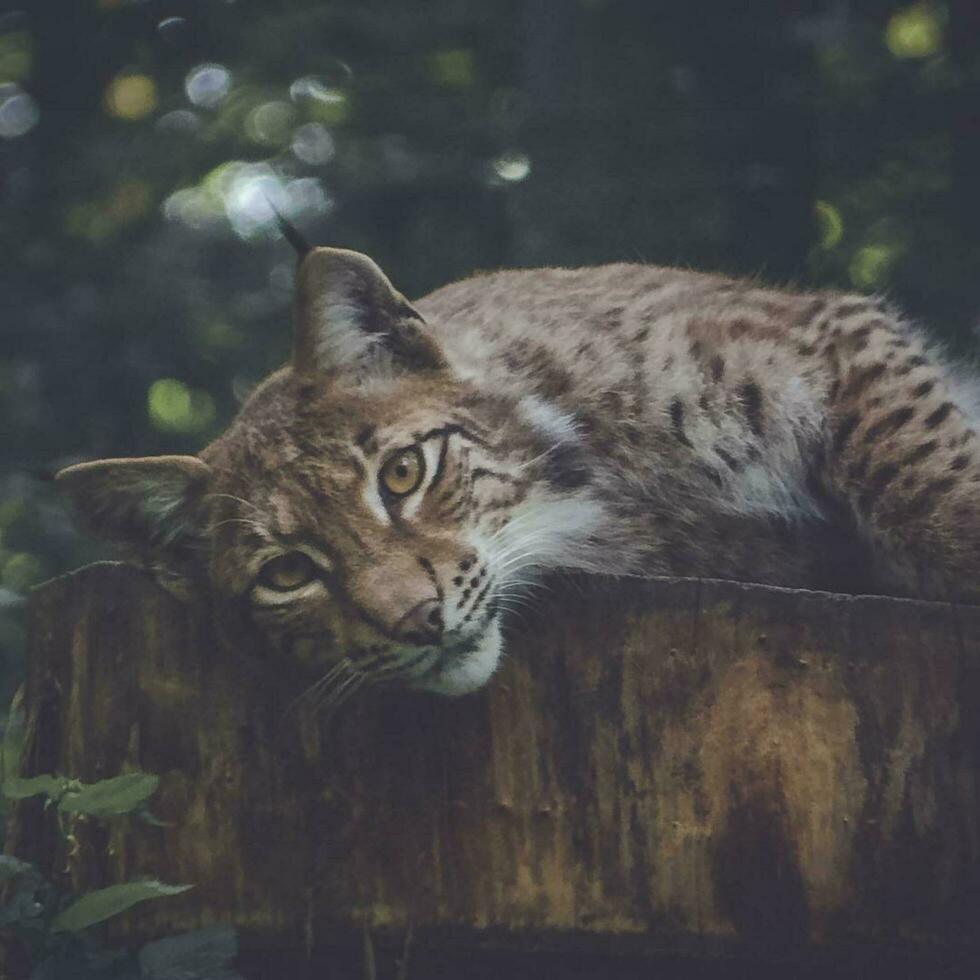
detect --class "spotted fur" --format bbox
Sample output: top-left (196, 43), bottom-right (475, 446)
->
top-left (57, 250), bottom-right (980, 700)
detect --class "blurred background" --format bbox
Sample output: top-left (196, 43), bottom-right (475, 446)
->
top-left (2, 0), bottom-right (980, 708)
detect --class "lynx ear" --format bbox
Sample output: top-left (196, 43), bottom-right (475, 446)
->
top-left (293, 247), bottom-right (445, 377)
top-left (55, 456), bottom-right (211, 597)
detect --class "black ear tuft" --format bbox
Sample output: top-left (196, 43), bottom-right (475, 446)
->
top-left (266, 198), bottom-right (311, 258)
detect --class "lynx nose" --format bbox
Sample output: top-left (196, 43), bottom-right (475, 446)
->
top-left (393, 598), bottom-right (444, 647)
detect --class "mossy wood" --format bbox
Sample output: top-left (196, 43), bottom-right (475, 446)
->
top-left (7, 562), bottom-right (980, 967)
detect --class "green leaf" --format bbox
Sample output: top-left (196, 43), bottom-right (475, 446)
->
top-left (2, 773), bottom-right (65, 800)
top-left (51, 880), bottom-right (192, 933)
top-left (58, 772), bottom-right (160, 816)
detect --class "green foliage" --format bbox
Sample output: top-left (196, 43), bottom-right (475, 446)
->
top-left (1, 858), bottom-right (236, 979)
top-left (0, 766), bottom-right (241, 979)
top-left (2, 772), bottom-right (63, 801)
top-left (51, 881), bottom-right (193, 934)
top-left (1, 702), bottom-right (162, 824)
top-left (55, 773), bottom-right (162, 818)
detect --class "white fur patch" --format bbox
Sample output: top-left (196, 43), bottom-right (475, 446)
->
top-left (476, 490), bottom-right (609, 583)
top-left (410, 618), bottom-right (504, 695)
top-left (516, 395), bottom-right (580, 444)
top-left (349, 444), bottom-right (391, 526)
top-left (310, 264), bottom-right (398, 375)
top-left (360, 479), bottom-right (391, 526)
top-left (314, 295), bottom-right (380, 370)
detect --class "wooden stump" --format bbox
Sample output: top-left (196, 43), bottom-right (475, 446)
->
top-left (7, 562), bottom-right (980, 975)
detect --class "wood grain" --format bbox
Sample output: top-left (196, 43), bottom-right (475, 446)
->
top-left (7, 562), bottom-right (980, 969)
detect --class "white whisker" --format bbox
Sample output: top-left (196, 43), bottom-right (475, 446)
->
top-left (211, 516), bottom-right (269, 536)
top-left (317, 671), bottom-right (365, 717)
top-left (205, 492), bottom-right (260, 513)
top-left (515, 438), bottom-right (571, 474)
top-left (285, 657), bottom-right (352, 717)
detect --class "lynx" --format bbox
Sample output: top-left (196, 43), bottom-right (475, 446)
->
top-left (58, 243), bottom-right (980, 700)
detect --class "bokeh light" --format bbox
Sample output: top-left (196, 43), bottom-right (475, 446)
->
top-left (162, 187), bottom-right (219, 231)
top-left (156, 109), bottom-right (200, 135)
top-left (286, 177), bottom-right (333, 218)
top-left (291, 122), bottom-right (335, 165)
top-left (104, 72), bottom-right (158, 122)
top-left (289, 70), bottom-right (351, 104)
top-left (156, 17), bottom-right (187, 43)
top-left (147, 379), bottom-right (216, 433)
top-left (224, 168), bottom-right (332, 239)
top-left (491, 151), bottom-right (531, 183)
top-left (428, 48), bottom-right (475, 88)
top-left (245, 101), bottom-right (295, 147)
top-left (289, 76), bottom-right (349, 124)
top-left (814, 201), bottom-right (844, 250)
top-left (162, 159), bottom-right (335, 240)
top-left (0, 83), bottom-right (38, 138)
top-left (885, 3), bottom-right (943, 59)
top-left (185, 63), bottom-right (232, 109)
top-left (849, 244), bottom-right (897, 289)
top-left (0, 30), bottom-right (31, 82)
top-left (221, 165), bottom-right (284, 238)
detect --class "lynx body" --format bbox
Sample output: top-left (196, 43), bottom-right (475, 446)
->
top-left (58, 250), bottom-right (980, 698)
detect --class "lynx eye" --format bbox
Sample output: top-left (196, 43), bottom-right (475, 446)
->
top-left (257, 552), bottom-right (317, 591)
top-left (380, 446), bottom-right (425, 498)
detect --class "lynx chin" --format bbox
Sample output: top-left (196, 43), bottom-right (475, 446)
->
top-left (58, 246), bottom-right (980, 701)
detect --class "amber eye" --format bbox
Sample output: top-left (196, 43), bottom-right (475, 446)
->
top-left (380, 447), bottom-right (425, 498)
top-left (257, 552), bottom-right (317, 591)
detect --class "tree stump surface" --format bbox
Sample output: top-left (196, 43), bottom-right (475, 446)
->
top-left (7, 562), bottom-right (980, 973)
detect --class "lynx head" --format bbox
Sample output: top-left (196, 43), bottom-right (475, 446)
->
top-left (57, 247), bottom-right (604, 699)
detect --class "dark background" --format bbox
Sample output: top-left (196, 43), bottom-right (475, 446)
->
top-left (3, 0), bottom-right (980, 710)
